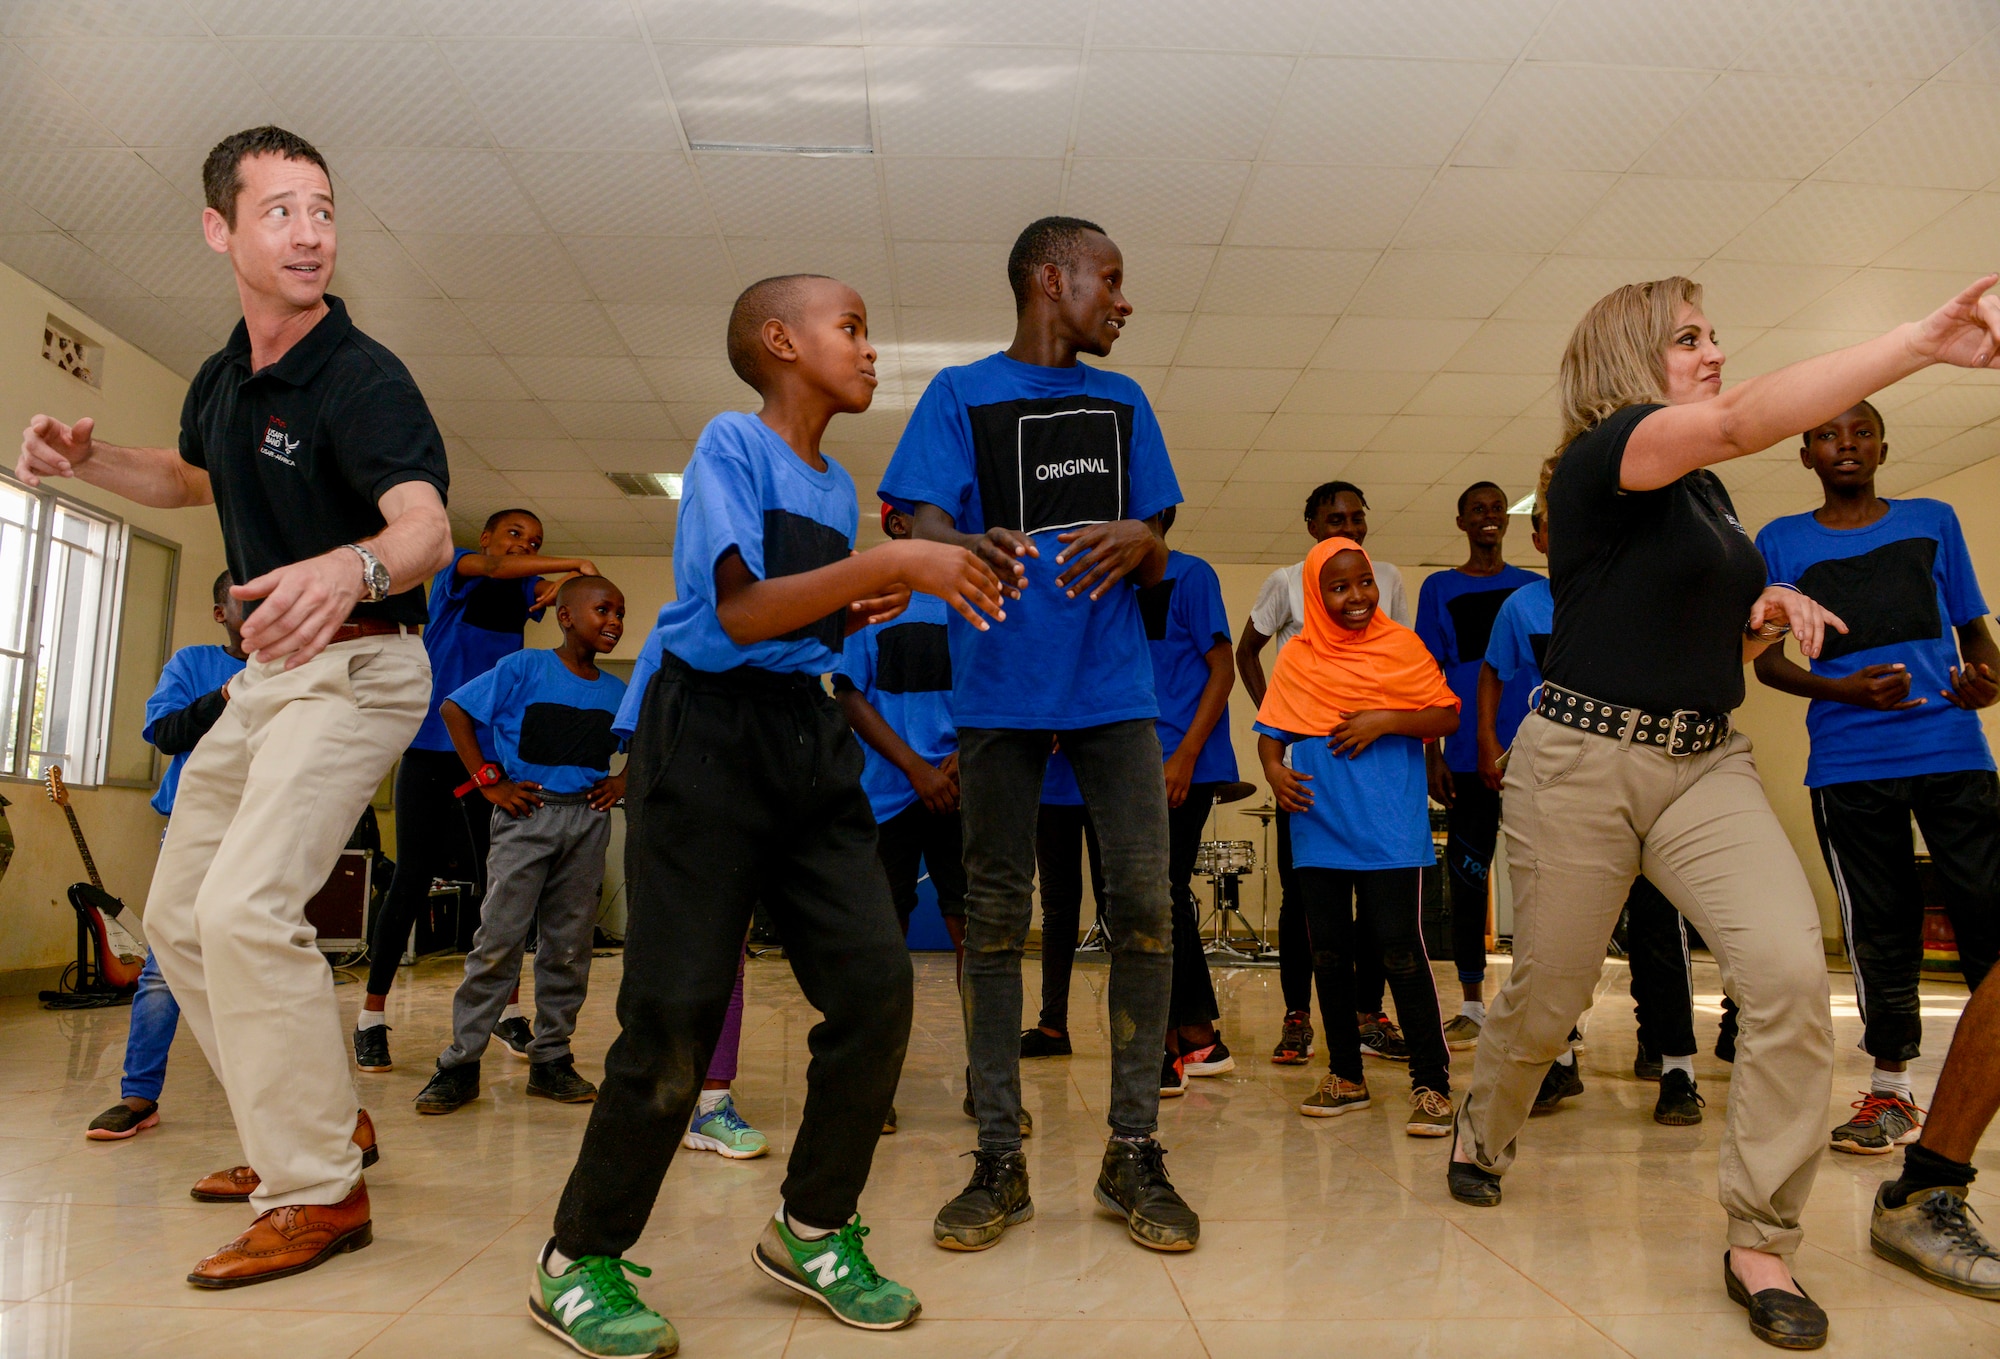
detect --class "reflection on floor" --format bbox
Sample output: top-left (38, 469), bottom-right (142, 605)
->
top-left (0, 951), bottom-right (1990, 1358)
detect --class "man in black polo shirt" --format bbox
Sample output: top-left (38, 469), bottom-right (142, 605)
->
top-left (17, 126), bottom-right (451, 1289)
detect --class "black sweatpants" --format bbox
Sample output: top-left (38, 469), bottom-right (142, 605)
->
top-left (1444, 776), bottom-right (1500, 985)
top-left (1035, 803), bottom-right (1105, 1032)
top-left (1624, 875), bottom-right (1696, 1058)
top-left (367, 747), bottom-right (492, 995)
top-left (876, 799), bottom-right (967, 933)
top-left (1277, 809), bottom-right (1386, 1017)
top-left (552, 656), bottom-right (912, 1253)
top-left (1813, 769), bottom-right (2000, 1063)
top-left (1296, 865), bottom-right (1450, 1095)
top-left (1168, 783), bottom-right (1221, 1030)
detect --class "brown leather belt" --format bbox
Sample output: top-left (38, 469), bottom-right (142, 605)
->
top-left (328, 617), bottom-right (418, 644)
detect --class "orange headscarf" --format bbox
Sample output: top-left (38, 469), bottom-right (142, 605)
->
top-left (1256, 537), bottom-right (1458, 736)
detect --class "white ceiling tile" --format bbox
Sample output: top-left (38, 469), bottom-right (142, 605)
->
top-left (1561, 176), bottom-right (1792, 258)
top-left (241, 40), bottom-right (489, 148)
top-left (5, 0), bottom-right (205, 38)
top-left (507, 153), bottom-right (711, 237)
top-left (1636, 74), bottom-right (1915, 180)
top-left (1229, 164), bottom-right (1432, 249)
top-left (401, 355), bottom-right (530, 402)
top-left (1157, 367), bottom-right (1300, 412)
top-left (66, 292), bottom-right (220, 354)
top-left (1723, 327), bottom-right (1877, 378)
top-left (699, 155), bottom-right (882, 238)
top-left (1717, 181), bottom-right (1968, 267)
top-left (546, 402), bottom-right (682, 442)
top-left (334, 150), bottom-right (542, 233)
top-left (73, 231), bottom-right (231, 297)
top-left (1527, 0), bottom-right (1792, 68)
top-left (1093, 0), bottom-right (1319, 52)
top-left (660, 43), bottom-right (869, 151)
top-left (1686, 258), bottom-right (1853, 328)
top-left (502, 469), bottom-right (625, 502)
top-left (0, 46), bottom-right (119, 149)
top-left (635, 356), bottom-right (754, 406)
top-left (1457, 65), bottom-right (1713, 174)
top-left (1495, 254), bottom-right (1703, 322)
top-left (160, 294), bottom-right (239, 337)
top-left (1313, 316), bottom-right (1482, 370)
top-left (1176, 315), bottom-right (1333, 367)
top-left (725, 237), bottom-right (892, 303)
top-left (1200, 248), bottom-right (1375, 316)
top-left (1403, 372), bottom-right (1551, 418)
top-left (0, 232), bottom-right (140, 297)
top-left (0, 193), bottom-right (52, 232)
top-left (1264, 58), bottom-right (1504, 167)
top-left (579, 439), bottom-right (692, 472)
top-left (890, 241), bottom-right (1018, 311)
top-left (1064, 160), bottom-right (1250, 247)
top-left (1308, 0), bottom-right (1552, 61)
top-left (1156, 412), bottom-right (1271, 448)
top-left (1939, 24), bottom-right (2000, 83)
top-left (1113, 245), bottom-right (1216, 312)
top-left (1476, 415), bottom-right (1563, 456)
top-left (458, 299), bottom-right (626, 355)
top-left (0, 149), bottom-right (196, 233)
top-left (1253, 413), bottom-right (1390, 449)
top-left (24, 39), bottom-right (277, 147)
top-left (1225, 450), bottom-right (1354, 485)
top-left (1442, 318), bottom-right (1574, 374)
top-left (1279, 369), bottom-right (1429, 414)
top-left (193, 0), bottom-right (420, 34)
top-left (398, 234), bottom-right (588, 301)
top-left (448, 41), bottom-right (680, 152)
top-left (1783, 268), bottom-right (1985, 331)
top-left (1342, 449), bottom-right (1467, 483)
top-left (1818, 84), bottom-right (2000, 191)
top-left (605, 303), bottom-right (732, 358)
top-left (1073, 51), bottom-right (1293, 161)
top-left (416, 0), bottom-right (639, 37)
top-left (1894, 384), bottom-right (2000, 429)
top-left (860, 0), bottom-right (1078, 45)
top-left (1366, 414), bottom-right (1505, 453)
top-left (870, 47), bottom-right (1079, 158)
top-left (1398, 168), bottom-right (1616, 253)
top-left (1878, 193), bottom-right (2000, 271)
top-left (881, 158), bottom-right (1062, 241)
top-left (1349, 250), bottom-right (1539, 319)
top-left (640, 0), bottom-right (861, 42)
top-left (1095, 312), bottom-right (1188, 367)
top-left (429, 400), bottom-right (568, 440)
top-left (1733, 0), bottom-right (1995, 82)
top-left (566, 236), bottom-right (741, 305)
top-left (345, 298), bottom-right (489, 354)
top-left (508, 355), bottom-right (654, 403)
top-left (329, 231), bottom-right (442, 300)
top-left (1171, 450), bottom-right (1246, 482)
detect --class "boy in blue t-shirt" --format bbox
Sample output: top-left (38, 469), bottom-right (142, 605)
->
top-left (1754, 401), bottom-right (2000, 1156)
top-left (1415, 480), bottom-right (1542, 1046)
top-left (413, 575), bottom-right (627, 1115)
top-left (357, 507), bottom-right (597, 1070)
top-left (84, 570), bottom-right (247, 1142)
top-left (533, 275), bottom-right (1002, 1352)
top-left (881, 217), bottom-right (1198, 1255)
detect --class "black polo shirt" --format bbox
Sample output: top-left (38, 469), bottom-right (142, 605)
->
top-left (178, 294), bottom-right (449, 626)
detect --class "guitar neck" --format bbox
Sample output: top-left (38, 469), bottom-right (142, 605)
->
top-left (61, 806), bottom-right (103, 890)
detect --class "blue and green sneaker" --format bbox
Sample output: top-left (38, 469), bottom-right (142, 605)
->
top-left (529, 1249), bottom-right (678, 1357)
top-left (681, 1093), bottom-right (769, 1160)
top-left (751, 1211), bottom-right (921, 1330)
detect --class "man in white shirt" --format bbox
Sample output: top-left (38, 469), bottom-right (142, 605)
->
top-left (1235, 481), bottom-right (1411, 1067)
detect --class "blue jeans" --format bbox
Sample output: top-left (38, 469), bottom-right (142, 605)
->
top-left (122, 951), bottom-right (179, 1102)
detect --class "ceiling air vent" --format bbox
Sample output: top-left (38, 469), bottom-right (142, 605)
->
top-left (43, 315), bottom-right (103, 390)
top-left (606, 472), bottom-right (682, 499)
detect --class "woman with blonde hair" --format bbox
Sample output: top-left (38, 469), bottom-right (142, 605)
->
top-left (1447, 273), bottom-right (2000, 1350)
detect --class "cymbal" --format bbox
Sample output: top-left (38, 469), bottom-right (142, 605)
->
top-left (1213, 780), bottom-right (1258, 806)
top-left (1238, 801), bottom-right (1279, 822)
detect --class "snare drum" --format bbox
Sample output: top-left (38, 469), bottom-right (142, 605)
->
top-left (1193, 840), bottom-right (1257, 876)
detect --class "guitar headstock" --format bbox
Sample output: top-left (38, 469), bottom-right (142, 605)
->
top-left (45, 765), bottom-right (67, 808)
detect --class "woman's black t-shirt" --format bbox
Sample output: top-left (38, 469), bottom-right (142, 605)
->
top-left (1542, 404), bottom-right (1768, 715)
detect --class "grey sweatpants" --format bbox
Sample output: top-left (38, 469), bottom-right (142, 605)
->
top-left (439, 798), bottom-right (609, 1069)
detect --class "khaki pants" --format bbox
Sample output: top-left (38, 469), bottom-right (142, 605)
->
top-left (1456, 712), bottom-right (1833, 1256)
top-left (146, 634), bottom-right (427, 1213)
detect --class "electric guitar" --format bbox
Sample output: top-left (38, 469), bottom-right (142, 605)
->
top-left (44, 766), bottom-right (146, 988)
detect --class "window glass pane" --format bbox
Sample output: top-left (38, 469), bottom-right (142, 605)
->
top-left (26, 506), bottom-right (113, 781)
top-left (103, 534), bottom-right (177, 784)
top-left (0, 482), bottom-right (38, 658)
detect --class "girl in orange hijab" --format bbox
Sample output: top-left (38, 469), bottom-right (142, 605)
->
top-left (1254, 538), bottom-right (1460, 1134)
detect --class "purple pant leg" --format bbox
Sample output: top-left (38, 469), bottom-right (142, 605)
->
top-left (705, 950), bottom-right (746, 1083)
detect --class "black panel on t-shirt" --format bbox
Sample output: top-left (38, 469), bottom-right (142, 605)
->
top-left (461, 576), bottom-right (530, 634)
top-left (1446, 588), bottom-right (1515, 665)
top-left (1529, 633), bottom-right (1550, 671)
top-left (967, 396), bottom-right (1135, 536)
top-left (1799, 536), bottom-right (1943, 663)
top-left (1542, 404), bottom-right (1768, 714)
top-left (762, 508), bottom-right (851, 652)
top-left (875, 621), bottom-right (952, 694)
top-left (517, 703), bottom-right (618, 773)
top-left (1137, 576), bottom-right (1176, 641)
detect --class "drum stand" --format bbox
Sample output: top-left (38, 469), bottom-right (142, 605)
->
top-left (1200, 866), bottom-right (1275, 960)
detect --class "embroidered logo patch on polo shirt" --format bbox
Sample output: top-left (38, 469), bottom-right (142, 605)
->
top-left (259, 415), bottom-right (299, 466)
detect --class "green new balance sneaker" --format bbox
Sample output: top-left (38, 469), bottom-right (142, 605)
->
top-left (529, 1250), bottom-right (678, 1357)
top-left (752, 1211), bottom-right (920, 1330)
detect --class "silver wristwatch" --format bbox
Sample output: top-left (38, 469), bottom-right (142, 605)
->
top-left (341, 542), bottom-right (392, 603)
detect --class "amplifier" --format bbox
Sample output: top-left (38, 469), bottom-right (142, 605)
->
top-left (305, 849), bottom-right (371, 953)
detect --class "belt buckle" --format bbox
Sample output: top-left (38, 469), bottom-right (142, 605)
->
top-left (1666, 709), bottom-right (1701, 757)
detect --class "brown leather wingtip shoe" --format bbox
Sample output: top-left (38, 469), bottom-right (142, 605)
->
top-left (186, 1181), bottom-right (372, 1289)
top-left (188, 1109), bottom-right (380, 1203)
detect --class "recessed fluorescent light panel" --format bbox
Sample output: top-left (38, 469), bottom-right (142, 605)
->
top-left (1508, 493), bottom-right (1537, 516)
top-left (662, 44), bottom-right (872, 156)
top-left (607, 472), bottom-right (682, 499)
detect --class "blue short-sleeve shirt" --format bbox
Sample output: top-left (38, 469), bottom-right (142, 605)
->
top-left (1484, 577), bottom-right (1553, 695)
top-left (1145, 550), bottom-right (1238, 784)
top-left (1254, 723), bottom-right (1432, 871)
top-left (143, 644), bottom-right (247, 815)
top-left (879, 352), bottom-right (1182, 730)
top-left (1415, 564), bottom-right (1543, 772)
top-left (411, 548), bottom-right (545, 751)
top-left (448, 649), bottom-right (627, 796)
top-left (832, 592), bottom-right (958, 824)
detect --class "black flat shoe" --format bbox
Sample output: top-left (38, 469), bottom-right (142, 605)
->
top-left (1447, 1159), bottom-right (1502, 1206)
top-left (1724, 1251), bottom-right (1827, 1350)
top-left (1019, 1027), bottom-right (1072, 1058)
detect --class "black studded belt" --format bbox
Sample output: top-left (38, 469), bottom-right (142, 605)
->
top-left (1536, 682), bottom-right (1729, 758)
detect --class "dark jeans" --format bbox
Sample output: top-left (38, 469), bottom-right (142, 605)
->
top-left (1035, 802), bottom-right (1105, 1032)
top-left (1444, 776), bottom-right (1501, 985)
top-left (876, 799), bottom-right (967, 932)
top-left (1277, 808), bottom-right (1385, 1016)
top-left (960, 720), bottom-right (1172, 1149)
top-left (1813, 770), bottom-right (2000, 1062)
top-left (367, 747), bottom-right (492, 996)
top-left (1297, 865), bottom-right (1450, 1095)
top-left (1625, 875), bottom-right (1696, 1058)
top-left (552, 657), bottom-right (911, 1252)
top-left (1168, 783), bottom-right (1221, 1029)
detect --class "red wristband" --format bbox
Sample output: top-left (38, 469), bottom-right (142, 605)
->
top-left (454, 763), bottom-right (503, 798)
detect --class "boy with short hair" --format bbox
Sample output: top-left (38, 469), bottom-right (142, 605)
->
top-left (1754, 400), bottom-right (2000, 1156)
top-left (414, 574), bottom-right (628, 1115)
top-left (531, 273), bottom-right (1002, 1355)
top-left (883, 216), bottom-right (1199, 1255)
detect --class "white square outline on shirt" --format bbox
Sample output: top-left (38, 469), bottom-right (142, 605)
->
top-left (1013, 407), bottom-right (1124, 536)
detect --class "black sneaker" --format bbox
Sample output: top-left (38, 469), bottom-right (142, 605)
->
top-left (526, 1056), bottom-right (598, 1103)
top-left (1095, 1137), bottom-right (1199, 1251)
top-left (933, 1149), bottom-right (1033, 1251)
top-left (353, 1024), bottom-right (392, 1073)
top-left (1654, 1068), bottom-right (1705, 1126)
top-left (1531, 1058), bottom-right (1583, 1113)
top-left (1633, 1041), bottom-right (1663, 1081)
top-left (962, 1068), bottom-right (1033, 1137)
top-left (415, 1061), bottom-right (478, 1114)
top-left (1358, 1014), bottom-right (1410, 1062)
top-left (1019, 1027), bottom-right (1072, 1058)
top-left (494, 1016), bottom-right (534, 1060)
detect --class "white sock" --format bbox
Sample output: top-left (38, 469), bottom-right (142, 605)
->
top-left (356, 1011), bottom-right (386, 1031)
top-left (696, 1088), bottom-right (728, 1116)
top-left (542, 1239), bottom-right (574, 1274)
top-left (1872, 1068), bottom-right (1914, 1102)
top-left (502, 1003), bottom-right (525, 1022)
top-left (1554, 1047), bottom-right (1575, 1067)
top-left (784, 1208), bottom-right (835, 1241)
top-left (1662, 1054), bottom-right (1695, 1079)
top-left (1461, 1001), bottom-right (1486, 1025)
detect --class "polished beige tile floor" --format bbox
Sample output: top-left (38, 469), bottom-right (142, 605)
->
top-left (0, 950), bottom-right (1991, 1358)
